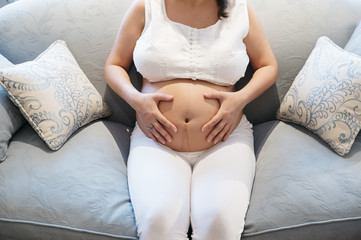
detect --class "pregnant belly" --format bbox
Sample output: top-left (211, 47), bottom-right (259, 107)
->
top-left (140, 79), bottom-right (234, 152)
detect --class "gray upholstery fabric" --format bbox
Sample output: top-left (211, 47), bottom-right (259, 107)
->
top-left (104, 63), bottom-right (143, 128)
top-left (0, 121), bottom-right (137, 240)
top-left (243, 121), bottom-right (361, 240)
top-left (0, 53), bottom-right (25, 162)
top-left (235, 64), bottom-right (280, 125)
top-left (248, 0), bottom-right (361, 102)
top-left (2, 0), bottom-right (360, 126)
top-left (1, 0), bottom-right (361, 239)
top-left (345, 21), bottom-right (361, 56)
top-left (0, 0), bottom-right (132, 96)
top-left (2, 0), bottom-right (360, 104)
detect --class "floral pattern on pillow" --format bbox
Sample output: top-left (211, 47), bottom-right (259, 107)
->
top-left (277, 36), bottom-right (361, 156)
top-left (0, 40), bottom-right (111, 150)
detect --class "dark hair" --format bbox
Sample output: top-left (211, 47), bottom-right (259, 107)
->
top-left (217, 0), bottom-right (228, 19)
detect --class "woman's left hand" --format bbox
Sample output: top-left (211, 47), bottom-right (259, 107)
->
top-left (202, 91), bottom-right (246, 144)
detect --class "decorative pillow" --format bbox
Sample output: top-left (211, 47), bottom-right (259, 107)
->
top-left (0, 40), bottom-right (111, 150)
top-left (277, 36), bottom-right (361, 156)
top-left (344, 21), bottom-right (361, 56)
top-left (0, 54), bottom-right (25, 162)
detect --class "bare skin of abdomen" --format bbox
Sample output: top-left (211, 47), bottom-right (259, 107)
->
top-left (138, 79), bottom-right (234, 152)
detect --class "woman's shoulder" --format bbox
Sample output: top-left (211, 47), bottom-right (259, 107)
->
top-left (224, 0), bottom-right (249, 24)
top-left (122, 0), bottom-right (146, 31)
top-left (225, 0), bottom-right (248, 17)
top-left (130, 0), bottom-right (146, 16)
top-left (228, 0), bottom-right (248, 9)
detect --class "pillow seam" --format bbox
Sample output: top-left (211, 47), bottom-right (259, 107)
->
top-left (0, 80), bottom-right (53, 149)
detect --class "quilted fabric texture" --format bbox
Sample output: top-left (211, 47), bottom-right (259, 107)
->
top-left (0, 0), bottom-right (132, 96)
top-left (247, 0), bottom-right (361, 103)
top-left (0, 120), bottom-right (137, 240)
top-left (244, 121), bottom-right (361, 240)
top-left (0, 53), bottom-right (25, 162)
top-left (0, 40), bottom-right (111, 150)
top-left (277, 36), bottom-right (361, 156)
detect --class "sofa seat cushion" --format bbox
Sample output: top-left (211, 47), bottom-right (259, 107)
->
top-left (243, 120), bottom-right (361, 240)
top-left (0, 120), bottom-right (137, 240)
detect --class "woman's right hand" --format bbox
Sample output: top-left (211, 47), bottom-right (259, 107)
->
top-left (135, 93), bottom-right (177, 144)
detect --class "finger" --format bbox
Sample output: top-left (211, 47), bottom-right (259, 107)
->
top-left (154, 93), bottom-right (174, 102)
top-left (136, 114), bottom-right (156, 142)
top-left (202, 113), bottom-right (222, 132)
top-left (150, 125), bottom-right (167, 144)
top-left (214, 124), bottom-right (231, 144)
top-left (157, 114), bottom-right (177, 133)
top-left (148, 132), bottom-right (158, 142)
top-left (203, 91), bottom-right (224, 100)
top-left (144, 123), bottom-right (157, 142)
top-left (222, 127), bottom-right (233, 142)
top-left (153, 121), bottom-right (172, 143)
top-left (206, 121), bottom-right (226, 143)
top-left (152, 122), bottom-right (166, 144)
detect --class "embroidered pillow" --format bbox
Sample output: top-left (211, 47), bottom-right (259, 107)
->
top-left (0, 54), bottom-right (25, 161)
top-left (0, 40), bottom-right (111, 150)
top-left (277, 36), bottom-right (361, 156)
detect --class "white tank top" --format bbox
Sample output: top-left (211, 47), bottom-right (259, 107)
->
top-left (133, 0), bottom-right (250, 86)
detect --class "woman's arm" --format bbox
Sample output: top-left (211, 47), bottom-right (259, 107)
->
top-left (104, 0), bottom-right (145, 108)
top-left (202, 3), bottom-right (278, 144)
top-left (104, 0), bottom-right (176, 144)
top-left (238, 3), bottom-right (279, 110)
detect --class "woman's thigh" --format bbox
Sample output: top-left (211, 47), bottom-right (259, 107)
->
top-left (127, 125), bottom-right (192, 240)
top-left (190, 115), bottom-right (255, 240)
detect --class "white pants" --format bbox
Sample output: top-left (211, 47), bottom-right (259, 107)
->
top-left (127, 115), bottom-right (255, 240)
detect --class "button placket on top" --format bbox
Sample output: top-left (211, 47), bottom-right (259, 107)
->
top-left (189, 28), bottom-right (197, 80)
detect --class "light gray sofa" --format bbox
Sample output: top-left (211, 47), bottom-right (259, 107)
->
top-left (1, 0), bottom-right (361, 239)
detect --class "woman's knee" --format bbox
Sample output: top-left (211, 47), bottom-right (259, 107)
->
top-left (137, 203), bottom-right (190, 240)
top-left (138, 211), bottom-right (172, 239)
top-left (191, 201), bottom-right (248, 240)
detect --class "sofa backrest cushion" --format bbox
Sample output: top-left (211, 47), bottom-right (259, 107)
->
top-left (248, 0), bottom-right (361, 103)
top-left (0, 0), bottom-right (133, 96)
top-left (345, 21), bottom-right (361, 56)
top-left (1, 0), bottom-right (361, 127)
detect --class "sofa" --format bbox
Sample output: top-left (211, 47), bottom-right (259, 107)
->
top-left (1, 0), bottom-right (361, 239)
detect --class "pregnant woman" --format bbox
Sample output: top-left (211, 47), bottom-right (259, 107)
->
top-left (104, 0), bottom-right (278, 239)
